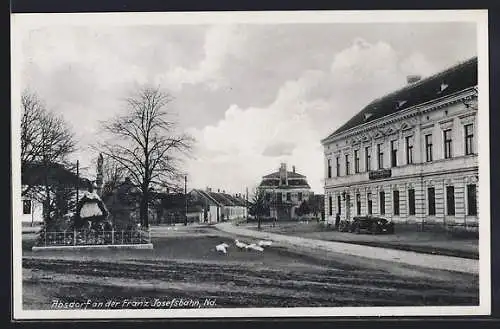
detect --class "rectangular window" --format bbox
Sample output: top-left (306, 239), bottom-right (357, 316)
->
top-left (425, 134), bottom-right (433, 162)
top-left (377, 143), bottom-right (384, 169)
top-left (365, 146), bottom-right (371, 171)
top-left (446, 186), bottom-right (455, 216)
top-left (406, 136), bottom-right (414, 164)
top-left (467, 184), bottom-right (477, 216)
top-left (265, 193), bottom-right (271, 201)
top-left (391, 140), bottom-right (398, 167)
top-left (408, 189), bottom-right (416, 215)
top-left (327, 159), bottom-right (332, 178)
top-left (428, 187), bottom-right (436, 215)
top-left (328, 196), bottom-right (333, 216)
top-left (286, 192), bottom-right (291, 201)
top-left (345, 154), bottom-right (350, 175)
top-left (465, 124), bottom-right (474, 155)
top-left (23, 199), bottom-right (32, 215)
top-left (336, 156), bottom-right (340, 176)
top-left (367, 192), bottom-right (373, 215)
top-left (444, 129), bottom-right (453, 159)
top-left (298, 192), bottom-right (303, 201)
top-left (354, 150), bottom-right (360, 173)
top-left (356, 193), bottom-right (361, 215)
top-left (337, 195), bottom-right (341, 215)
top-left (379, 191), bottom-right (385, 215)
top-left (393, 190), bottom-right (400, 215)
top-left (277, 192), bottom-right (282, 204)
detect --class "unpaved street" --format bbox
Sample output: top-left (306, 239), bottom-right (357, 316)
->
top-left (22, 226), bottom-right (479, 309)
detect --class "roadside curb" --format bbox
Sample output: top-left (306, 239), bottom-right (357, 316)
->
top-left (215, 223), bottom-right (479, 275)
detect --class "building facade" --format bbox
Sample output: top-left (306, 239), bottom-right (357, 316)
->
top-left (257, 163), bottom-right (312, 220)
top-left (190, 188), bottom-right (249, 223)
top-left (322, 57), bottom-right (479, 231)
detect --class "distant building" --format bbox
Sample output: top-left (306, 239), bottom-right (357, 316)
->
top-left (322, 57), bottom-right (478, 231)
top-left (21, 162), bottom-right (89, 225)
top-left (190, 188), bottom-right (249, 224)
top-left (257, 163), bottom-right (312, 220)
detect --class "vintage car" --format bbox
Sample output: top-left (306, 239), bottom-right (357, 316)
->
top-left (349, 216), bottom-right (395, 234)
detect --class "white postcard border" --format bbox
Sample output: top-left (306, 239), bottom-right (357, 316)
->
top-left (11, 9), bottom-right (491, 319)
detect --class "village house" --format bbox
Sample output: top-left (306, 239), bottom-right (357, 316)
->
top-left (322, 57), bottom-right (478, 231)
top-left (190, 188), bottom-right (249, 224)
top-left (21, 162), bottom-right (89, 226)
top-left (257, 163), bottom-right (313, 221)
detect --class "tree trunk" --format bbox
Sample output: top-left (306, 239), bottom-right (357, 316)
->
top-left (257, 216), bottom-right (261, 230)
top-left (141, 187), bottom-right (149, 228)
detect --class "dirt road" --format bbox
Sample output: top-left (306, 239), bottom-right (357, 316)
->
top-left (22, 226), bottom-right (479, 309)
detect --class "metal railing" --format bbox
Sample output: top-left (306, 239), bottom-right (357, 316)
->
top-left (36, 229), bottom-right (151, 247)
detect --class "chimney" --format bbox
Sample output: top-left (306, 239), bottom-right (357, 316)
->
top-left (206, 187), bottom-right (211, 192)
top-left (218, 189), bottom-right (220, 193)
top-left (292, 166), bottom-right (296, 173)
top-left (406, 75), bottom-right (421, 84)
top-left (280, 163), bottom-right (287, 172)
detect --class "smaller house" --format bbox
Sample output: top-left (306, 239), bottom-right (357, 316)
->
top-left (154, 192), bottom-right (205, 225)
top-left (190, 188), bottom-right (249, 224)
top-left (21, 162), bottom-right (89, 226)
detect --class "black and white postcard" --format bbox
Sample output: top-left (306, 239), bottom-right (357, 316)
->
top-left (10, 10), bottom-right (491, 319)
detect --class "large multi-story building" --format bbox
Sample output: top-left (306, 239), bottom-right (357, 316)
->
top-left (322, 57), bottom-right (479, 231)
top-left (258, 163), bottom-right (312, 220)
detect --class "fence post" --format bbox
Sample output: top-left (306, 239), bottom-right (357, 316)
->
top-left (121, 230), bottom-right (124, 244)
top-left (111, 229), bottom-right (115, 245)
top-left (74, 229), bottom-right (76, 245)
top-left (44, 230), bottom-right (47, 247)
top-left (63, 231), bottom-right (66, 245)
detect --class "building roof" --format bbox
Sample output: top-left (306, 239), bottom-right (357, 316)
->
top-left (21, 162), bottom-right (90, 188)
top-left (191, 189), bottom-right (249, 208)
top-left (323, 56), bottom-right (478, 142)
top-left (262, 171), bottom-right (306, 179)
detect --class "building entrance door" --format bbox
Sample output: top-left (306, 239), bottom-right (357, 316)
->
top-left (277, 206), bottom-right (291, 221)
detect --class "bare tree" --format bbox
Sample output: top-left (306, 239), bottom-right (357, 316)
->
top-left (97, 86), bottom-right (194, 228)
top-left (20, 89), bottom-right (77, 221)
top-left (100, 156), bottom-right (125, 196)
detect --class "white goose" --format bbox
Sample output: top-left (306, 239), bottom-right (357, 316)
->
top-left (234, 239), bottom-right (248, 250)
top-left (246, 243), bottom-right (264, 252)
top-left (216, 242), bottom-right (229, 254)
top-left (257, 240), bottom-right (273, 247)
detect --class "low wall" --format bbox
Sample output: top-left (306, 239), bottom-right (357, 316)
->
top-left (32, 243), bottom-right (154, 252)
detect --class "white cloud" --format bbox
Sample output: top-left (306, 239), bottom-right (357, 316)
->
top-left (185, 38), bottom-right (437, 194)
top-left (161, 25), bottom-right (244, 91)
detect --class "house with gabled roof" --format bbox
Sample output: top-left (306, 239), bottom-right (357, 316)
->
top-left (21, 161), bottom-right (90, 225)
top-left (190, 188), bottom-right (249, 223)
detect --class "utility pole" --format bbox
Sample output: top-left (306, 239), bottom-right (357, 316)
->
top-left (76, 160), bottom-right (79, 206)
top-left (245, 186), bottom-right (249, 221)
top-left (184, 175), bottom-right (188, 226)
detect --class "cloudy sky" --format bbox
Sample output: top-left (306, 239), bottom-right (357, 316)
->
top-left (16, 19), bottom-right (477, 194)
